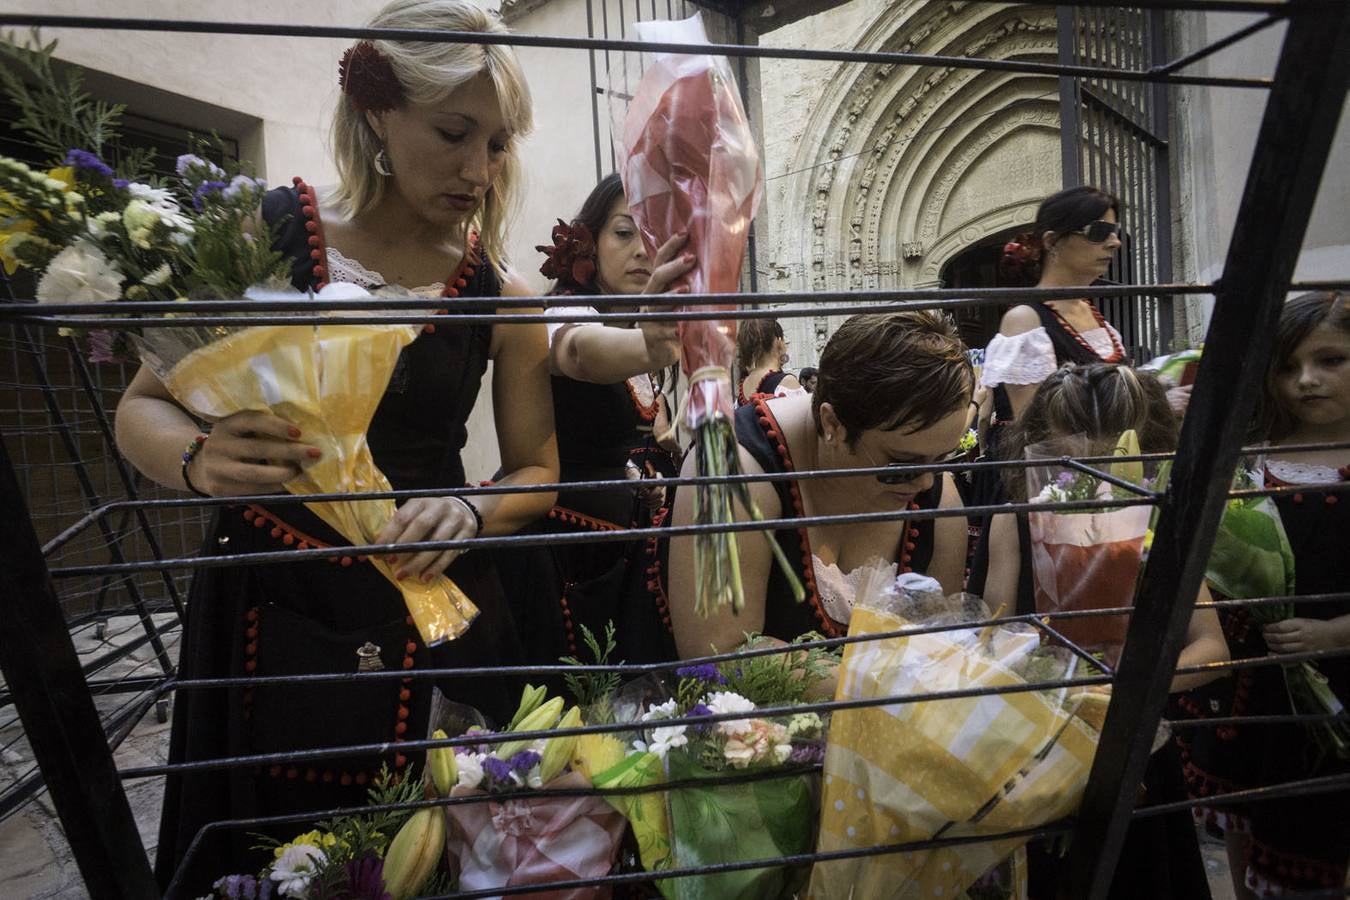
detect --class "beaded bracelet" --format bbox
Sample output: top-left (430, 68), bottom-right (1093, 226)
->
top-left (181, 432), bottom-right (211, 498)
top-left (449, 495), bottom-right (484, 537)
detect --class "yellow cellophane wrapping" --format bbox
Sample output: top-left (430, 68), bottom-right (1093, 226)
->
top-left (164, 322), bottom-right (479, 646)
top-left (807, 606), bottom-right (1100, 900)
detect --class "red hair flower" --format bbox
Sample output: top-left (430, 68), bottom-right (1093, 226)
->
top-left (537, 219), bottom-right (597, 289)
top-left (339, 41), bottom-right (405, 114)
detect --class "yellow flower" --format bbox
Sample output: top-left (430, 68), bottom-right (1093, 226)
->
top-left (0, 217), bottom-right (35, 274)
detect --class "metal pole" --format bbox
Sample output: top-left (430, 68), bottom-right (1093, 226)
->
top-left (1057, 5), bottom-right (1084, 187)
top-left (1067, 2), bottom-right (1350, 896)
top-left (1150, 8), bottom-right (1176, 350)
top-left (0, 433), bottom-right (157, 899)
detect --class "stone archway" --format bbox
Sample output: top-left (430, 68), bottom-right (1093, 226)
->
top-left (756, 1), bottom-right (1063, 361)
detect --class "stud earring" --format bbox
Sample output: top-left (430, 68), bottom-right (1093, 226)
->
top-left (374, 148), bottom-right (393, 177)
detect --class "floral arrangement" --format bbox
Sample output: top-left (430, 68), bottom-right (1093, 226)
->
top-left (436, 685), bottom-right (630, 899)
top-left (206, 765), bottom-right (451, 900)
top-left (812, 564), bottom-right (1106, 900)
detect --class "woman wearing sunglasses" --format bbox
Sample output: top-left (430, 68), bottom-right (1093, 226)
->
top-left (980, 185), bottom-right (1130, 425)
top-left (667, 311), bottom-right (972, 659)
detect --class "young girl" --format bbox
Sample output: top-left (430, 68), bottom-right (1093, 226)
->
top-left (968, 363), bottom-right (1228, 900)
top-left (736, 317), bottom-right (802, 405)
top-left (1186, 291), bottom-right (1349, 898)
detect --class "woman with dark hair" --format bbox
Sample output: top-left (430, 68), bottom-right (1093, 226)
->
top-left (736, 317), bottom-right (801, 404)
top-left (1184, 292), bottom-right (1349, 898)
top-left (981, 186), bottom-right (1129, 425)
top-left (669, 311), bottom-right (972, 661)
top-left (501, 173), bottom-right (694, 686)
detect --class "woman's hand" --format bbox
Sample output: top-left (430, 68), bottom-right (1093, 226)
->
top-left (375, 497), bottom-right (479, 582)
top-left (637, 233), bottom-right (696, 369)
top-left (190, 411), bottom-right (319, 497)
top-left (1166, 384), bottom-right (1192, 417)
top-left (1264, 617), bottom-right (1347, 655)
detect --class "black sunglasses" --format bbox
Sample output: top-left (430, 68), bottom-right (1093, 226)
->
top-left (872, 448), bottom-right (967, 485)
top-left (1072, 220), bottom-right (1122, 243)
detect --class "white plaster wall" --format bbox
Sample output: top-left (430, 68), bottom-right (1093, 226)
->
top-left (1172, 11), bottom-right (1350, 338)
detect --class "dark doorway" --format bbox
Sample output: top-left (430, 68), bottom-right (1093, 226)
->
top-left (940, 225), bottom-right (1026, 351)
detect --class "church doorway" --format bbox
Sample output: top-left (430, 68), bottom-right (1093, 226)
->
top-left (939, 225), bottom-right (1027, 352)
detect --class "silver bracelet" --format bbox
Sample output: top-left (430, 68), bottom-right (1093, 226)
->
top-left (449, 495), bottom-right (484, 537)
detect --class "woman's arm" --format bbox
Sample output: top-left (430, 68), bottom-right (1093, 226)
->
top-left (1171, 582), bottom-right (1230, 692)
top-left (551, 233), bottom-right (695, 383)
top-left (980, 512), bottom-right (1021, 615)
top-left (668, 444), bottom-right (781, 658)
top-left (115, 366), bottom-right (316, 496)
top-left (375, 272), bottom-right (559, 580)
top-left (995, 305), bottom-right (1044, 420)
top-left (926, 472), bottom-right (968, 596)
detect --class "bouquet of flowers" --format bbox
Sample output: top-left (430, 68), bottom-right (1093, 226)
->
top-left (1207, 467), bottom-right (1349, 758)
top-left (579, 646), bottom-right (831, 900)
top-left (206, 765), bottom-right (448, 900)
top-left (1024, 430), bottom-right (1153, 660)
top-left (615, 14), bottom-right (801, 616)
top-left (810, 564), bottom-right (1107, 900)
top-left (436, 686), bottom-right (629, 899)
top-left (0, 33), bottom-right (476, 646)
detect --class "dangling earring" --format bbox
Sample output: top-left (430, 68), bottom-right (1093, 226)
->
top-left (374, 148), bottom-right (393, 177)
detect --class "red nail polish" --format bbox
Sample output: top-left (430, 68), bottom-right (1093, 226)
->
top-left (307, 448), bottom-right (321, 459)
top-left (288, 426), bottom-right (302, 439)
top-left (420, 572), bottom-right (433, 583)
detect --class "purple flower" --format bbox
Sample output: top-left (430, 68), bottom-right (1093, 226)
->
top-left (687, 702), bottom-right (714, 732)
top-left (112, 177), bottom-right (129, 189)
top-left (788, 742), bottom-right (825, 765)
top-left (65, 148), bottom-right (113, 178)
top-left (482, 755), bottom-right (514, 783)
top-left (343, 854), bottom-right (393, 900)
top-left (507, 750), bottom-right (541, 774)
top-left (192, 180), bottom-right (228, 210)
top-left (676, 664), bottom-right (726, 684)
top-left (175, 153), bottom-right (226, 180)
top-left (85, 329), bottom-right (123, 364)
top-left (213, 874), bottom-right (266, 900)
top-left (1055, 471), bottom-right (1075, 487)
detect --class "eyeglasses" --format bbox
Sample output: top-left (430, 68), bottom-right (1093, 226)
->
top-left (1072, 220), bottom-right (1122, 243)
top-left (855, 443), bottom-right (964, 485)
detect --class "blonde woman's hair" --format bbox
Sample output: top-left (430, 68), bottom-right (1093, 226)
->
top-left (331, 0), bottom-right (533, 266)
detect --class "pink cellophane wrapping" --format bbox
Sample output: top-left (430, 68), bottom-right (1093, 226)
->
top-left (444, 770), bottom-right (628, 899)
top-left (618, 14), bottom-right (763, 427)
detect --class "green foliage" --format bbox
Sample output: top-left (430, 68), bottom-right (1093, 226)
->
top-left (0, 30), bottom-right (125, 165)
top-left (713, 632), bottom-right (837, 708)
top-left (560, 621), bottom-right (623, 709)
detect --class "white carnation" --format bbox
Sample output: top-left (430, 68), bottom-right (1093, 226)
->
top-left (455, 752), bottom-right (486, 789)
top-left (36, 241), bottom-right (124, 305)
top-left (704, 691), bottom-right (757, 737)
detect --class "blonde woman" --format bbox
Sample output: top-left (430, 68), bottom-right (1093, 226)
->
top-left (114, 1), bottom-right (557, 888)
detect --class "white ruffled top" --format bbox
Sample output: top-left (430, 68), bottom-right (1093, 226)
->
top-left (1266, 459), bottom-right (1345, 485)
top-left (980, 321), bottom-right (1124, 388)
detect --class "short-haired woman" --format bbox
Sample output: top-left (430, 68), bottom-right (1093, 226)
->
top-left (668, 311), bottom-right (972, 658)
top-left (736, 317), bottom-right (802, 404)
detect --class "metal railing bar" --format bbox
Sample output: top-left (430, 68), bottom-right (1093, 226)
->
top-left (1156, 12), bottom-right (1284, 74)
top-left (0, 14), bottom-right (1274, 89)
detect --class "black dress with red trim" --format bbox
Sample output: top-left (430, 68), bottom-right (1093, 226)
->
top-left (1180, 464), bottom-right (1349, 895)
top-left (154, 182), bottom-right (527, 895)
top-left (733, 397), bottom-right (938, 640)
top-left (736, 369), bottom-right (788, 406)
top-left (966, 511), bottom-right (1212, 900)
top-left (495, 338), bottom-right (678, 698)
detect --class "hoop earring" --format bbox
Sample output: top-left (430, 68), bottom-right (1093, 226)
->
top-left (373, 148), bottom-right (393, 177)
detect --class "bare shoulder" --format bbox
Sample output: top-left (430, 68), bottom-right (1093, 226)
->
top-left (498, 268), bottom-right (538, 300)
top-left (998, 304), bottom-right (1042, 337)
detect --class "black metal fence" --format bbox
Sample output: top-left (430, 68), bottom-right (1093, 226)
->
top-left (0, 1), bottom-right (1348, 898)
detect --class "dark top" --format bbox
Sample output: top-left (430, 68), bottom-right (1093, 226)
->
top-left (734, 397), bottom-right (940, 640)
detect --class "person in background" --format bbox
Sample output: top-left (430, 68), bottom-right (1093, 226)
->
top-left (736, 317), bottom-right (802, 405)
top-left (500, 173), bottom-right (694, 690)
top-left (799, 365), bottom-right (818, 393)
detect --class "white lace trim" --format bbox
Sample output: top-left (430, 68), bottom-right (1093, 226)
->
top-left (813, 555), bottom-right (861, 626)
top-left (980, 322), bottom-right (1124, 388)
top-left (325, 247), bottom-right (446, 295)
top-left (1266, 459), bottom-right (1344, 485)
top-left (980, 327), bottom-right (1056, 387)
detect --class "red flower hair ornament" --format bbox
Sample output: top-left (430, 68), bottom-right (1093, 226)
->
top-left (537, 219), bottom-right (597, 290)
top-left (339, 41), bottom-right (405, 114)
